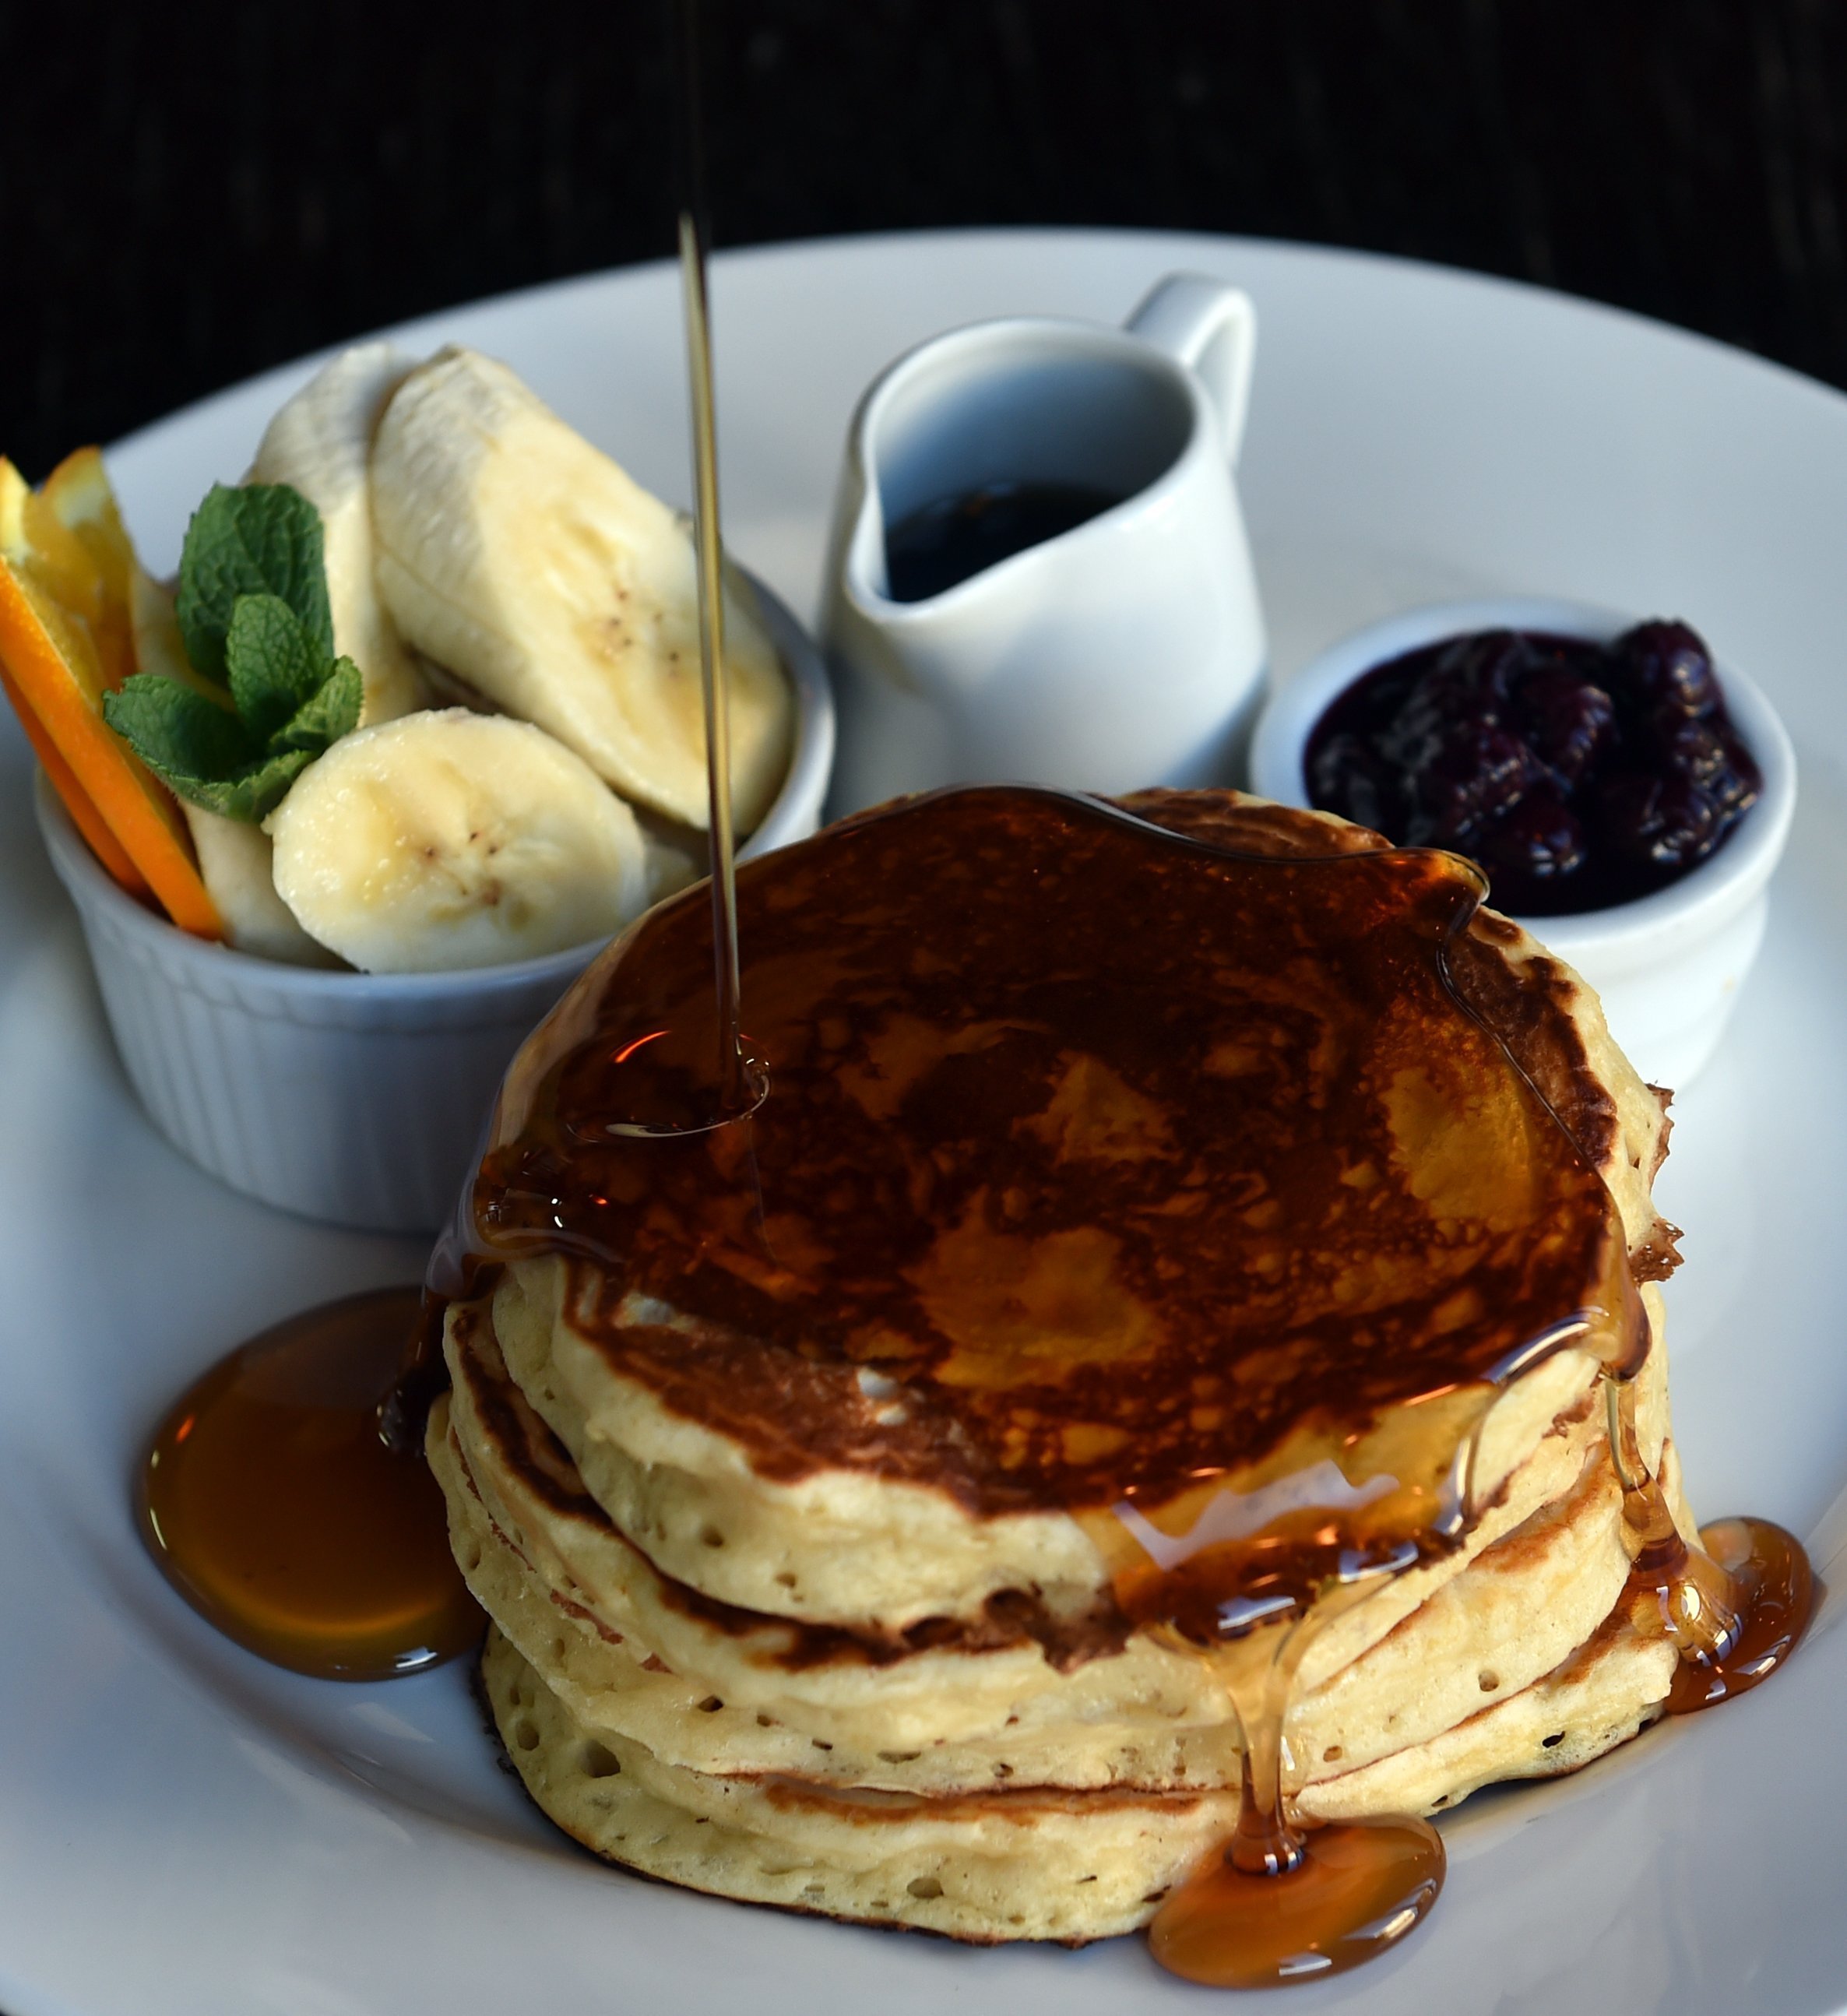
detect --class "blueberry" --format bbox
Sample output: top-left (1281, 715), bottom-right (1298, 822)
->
top-left (1709, 742), bottom-right (1761, 818)
top-left (1655, 717), bottom-right (1728, 785)
top-left (1406, 722), bottom-right (1539, 846)
top-left (1613, 621), bottom-right (1722, 723)
top-left (1708, 723), bottom-right (1761, 815)
top-left (1648, 779), bottom-right (1724, 866)
top-left (1432, 629), bottom-right (1534, 708)
top-left (1379, 633), bottom-right (1528, 769)
top-left (1515, 667), bottom-right (1616, 787)
top-left (1476, 790), bottom-right (1588, 883)
top-left (1595, 770), bottom-right (1721, 870)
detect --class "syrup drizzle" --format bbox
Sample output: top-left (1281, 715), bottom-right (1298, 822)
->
top-left (1128, 1217), bottom-right (1814, 1988)
top-left (1146, 1593), bottom-right (1443, 1987)
top-left (1605, 1374), bottom-right (1814, 1712)
top-left (1152, 1797), bottom-right (1443, 1988)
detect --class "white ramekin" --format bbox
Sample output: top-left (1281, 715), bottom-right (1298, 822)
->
top-left (36, 575), bottom-right (835, 1233)
top-left (1248, 597), bottom-right (1796, 1093)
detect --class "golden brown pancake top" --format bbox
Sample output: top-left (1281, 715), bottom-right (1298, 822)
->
top-left (466, 787), bottom-right (1631, 1523)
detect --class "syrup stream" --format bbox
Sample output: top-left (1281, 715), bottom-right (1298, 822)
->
top-left (672, 0), bottom-right (746, 1114)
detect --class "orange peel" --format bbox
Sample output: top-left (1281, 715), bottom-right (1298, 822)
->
top-left (0, 454), bottom-right (220, 937)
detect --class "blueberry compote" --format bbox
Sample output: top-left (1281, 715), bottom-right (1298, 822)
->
top-left (1304, 621), bottom-right (1761, 916)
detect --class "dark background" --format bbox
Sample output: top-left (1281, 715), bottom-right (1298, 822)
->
top-left (2, 0), bottom-right (1843, 476)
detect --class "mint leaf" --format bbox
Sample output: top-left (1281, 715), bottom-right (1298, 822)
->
top-left (103, 676), bottom-right (317, 821)
top-left (226, 593), bottom-right (329, 745)
top-left (275, 656), bottom-right (362, 754)
top-left (107, 480), bottom-right (362, 823)
top-left (104, 676), bottom-right (256, 786)
top-left (176, 484), bottom-right (333, 684)
top-left (190, 749), bottom-right (318, 824)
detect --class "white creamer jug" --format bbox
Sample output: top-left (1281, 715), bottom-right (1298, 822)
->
top-left (821, 273), bottom-right (1265, 814)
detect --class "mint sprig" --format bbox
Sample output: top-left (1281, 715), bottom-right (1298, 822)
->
top-left (104, 484), bottom-right (361, 822)
top-left (176, 483), bottom-right (335, 683)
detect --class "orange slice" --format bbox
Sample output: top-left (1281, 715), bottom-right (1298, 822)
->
top-left (0, 660), bottom-right (148, 893)
top-left (0, 456), bottom-right (221, 937)
top-left (41, 447), bottom-right (137, 685)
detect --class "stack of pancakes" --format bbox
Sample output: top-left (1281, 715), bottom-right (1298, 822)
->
top-left (428, 786), bottom-right (1693, 1944)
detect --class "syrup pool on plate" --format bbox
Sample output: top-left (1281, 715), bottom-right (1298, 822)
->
top-left (140, 1287), bottom-right (480, 1680)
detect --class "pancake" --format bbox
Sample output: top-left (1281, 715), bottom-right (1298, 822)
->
top-left (480, 1610), bottom-right (1674, 1944)
top-left (432, 1288), bottom-right (1678, 1791)
top-left (480, 1624), bottom-right (1236, 1944)
top-left (431, 784), bottom-right (1694, 1944)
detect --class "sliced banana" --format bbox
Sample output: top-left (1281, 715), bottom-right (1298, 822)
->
top-left (128, 565), bottom-right (336, 964)
top-left (183, 803), bottom-right (343, 966)
top-left (251, 343), bottom-right (424, 725)
top-left (370, 345), bottom-right (791, 832)
top-left (265, 709), bottom-right (649, 973)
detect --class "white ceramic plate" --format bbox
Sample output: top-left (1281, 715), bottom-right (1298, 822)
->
top-left (3, 229), bottom-right (1845, 2016)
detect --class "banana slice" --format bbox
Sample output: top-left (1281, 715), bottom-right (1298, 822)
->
top-left (182, 804), bottom-right (343, 966)
top-left (265, 709), bottom-right (649, 973)
top-left (370, 346), bottom-right (791, 832)
top-left (251, 343), bottom-right (424, 725)
top-left (128, 565), bottom-right (336, 964)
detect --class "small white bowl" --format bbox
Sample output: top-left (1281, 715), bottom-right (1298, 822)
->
top-left (36, 575), bottom-right (835, 1233)
top-left (1249, 597), bottom-right (1796, 1092)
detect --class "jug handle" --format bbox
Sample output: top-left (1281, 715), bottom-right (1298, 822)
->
top-left (1126, 274), bottom-right (1258, 467)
